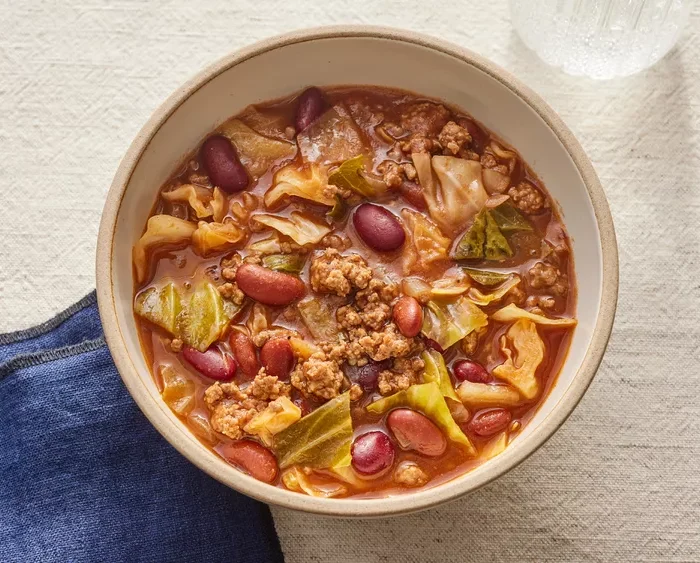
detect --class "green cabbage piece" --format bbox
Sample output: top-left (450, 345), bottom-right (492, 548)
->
top-left (264, 163), bottom-right (335, 208)
top-left (298, 105), bottom-right (365, 165)
top-left (490, 202), bottom-right (532, 233)
top-left (484, 211), bottom-right (513, 260)
top-left (180, 281), bottom-right (236, 352)
top-left (468, 276), bottom-right (521, 307)
top-left (298, 297), bottom-right (341, 341)
top-left (421, 295), bottom-right (489, 350)
top-left (134, 283), bottom-right (182, 335)
top-left (252, 212), bottom-right (331, 246)
top-left (328, 155), bottom-right (375, 198)
top-left (274, 392), bottom-right (353, 469)
top-left (421, 349), bottom-right (459, 401)
top-left (220, 118), bottom-right (295, 178)
top-left (453, 209), bottom-right (513, 261)
top-left (327, 195), bottom-right (348, 221)
top-left (462, 268), bottom-right (512, 287)
top-left (261, 253), bottom-right (306, 274)
top-left (366, 382), bottom-right (475, 455)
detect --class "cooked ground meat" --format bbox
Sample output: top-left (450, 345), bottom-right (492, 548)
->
top-left (204, 373), bottom-right (291, 440)
top-left (503, 283), bottom-right (527, 307)
top-left (526, 294), bottom-right (557, 311)
top-left (346, 323), bottom-right (419, 364)
top-left (379, 160), bottom-right (403, 189)
top-left (528, 261), bottom-right (568, 296)
top-left (251, 328), bottom-right (299, 348)
top-left (400, 134), bottom-right (441, 155)
top-left (354, 279), bottom-right (398, 330)
top-left (220, 253), bottom-right (242, 282)
top-left (290, 351), bottom-right (345, 400)
top-left (169, 338), bottom-right (183, 353)
top-left (438, 121), bottom-right (472, 155)
top-left (310, 249), bottom-right (373, 297)
top-left (217, 282), bottom-right (245, 305)
top-left (378, 355), bottom-right (425, 396)
top-left (508, 181), bottom-right (546, 215)
top-left (319, 233), bottom-right (352, 251)
top-left (400, 102), bottom-right (451, 136)
top-left (394, 461), bottom-right (428, 487)
top-left (349, 384), bottom-right (363, 401)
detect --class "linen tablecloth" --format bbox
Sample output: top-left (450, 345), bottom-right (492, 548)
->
top-left (1, 1), bottom-right (698, 560)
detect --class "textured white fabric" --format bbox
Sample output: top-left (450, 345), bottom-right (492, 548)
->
top-left (1, 1), bottom-right (699, 561)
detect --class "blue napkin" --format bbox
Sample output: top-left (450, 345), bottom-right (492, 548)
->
top-left (0, 292), bottom-right (284, 563)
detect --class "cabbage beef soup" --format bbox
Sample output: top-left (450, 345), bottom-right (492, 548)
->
top-left (132, 86), bottom-right (577, 498)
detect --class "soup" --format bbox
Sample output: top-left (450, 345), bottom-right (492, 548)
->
top-left (132, 86), bottom-right (577, 498)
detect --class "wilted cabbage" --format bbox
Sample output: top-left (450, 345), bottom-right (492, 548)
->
top-left (134, 283), bottom-right (182, 335)
top-left (264, 163), bottom-right (335, 208)
top-left (412, 153), bottom-right (488, 236)
top-left (180, 280), bottom-right (237, 351)
top-left (421, 295), bottom-right (488, 350)
top-left (161, 184), bottom-right (215, 218)
top-left (159, 365), bottom-right (195, 416)
top-left (211, 187), bottom-right (228, 223)
top-left (244, 397), bottom-right (302, 447)
top-left (491, 304), bottom-right (577, 327)
top-left (133, 215), bottom-right (197, 283)
top-left (492, 318), bottom-right (544, 399)
top-left (401, 208), bottom-right (451, 275)
top-left (219, 118), bottom-right (295, 177)
top-left (456, 381), bottom-right (523, 408)
top-left (328, 155), bottom-right (381, 198)
top-left (192, 220), bottom-right (246, 255)
top-left (488, 141), bottom-right (518, 174)
top-left (468, 276), bottom-right (521, 306)
top-left (282, 467), bottom-right (348, 498)
top-left (482, 168), bottom-right (510, 194)
top-left (298, 105), bottom-right (365, 165)
top-left (252, 212), bottom-right (331, 246)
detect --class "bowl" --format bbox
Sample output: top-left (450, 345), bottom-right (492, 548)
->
top-left (96, 26), bottom-right (618, 517)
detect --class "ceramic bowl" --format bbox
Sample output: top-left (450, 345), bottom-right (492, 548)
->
top-left (96, 26), bottom-right (618, 517)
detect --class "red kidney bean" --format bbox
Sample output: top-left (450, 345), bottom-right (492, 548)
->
top-left (229, 331), bottom-right (260, 378)
top-left (387, 408), bottom-right (447, 457)
top-left (424, 338), bottom-right (444, 354)
top-left (351, 431), bottom-right (395, 476)
top-left (453, 359), bottom-right (492, 383)
top-left (399, 182), bottom-right (427, 211)
top-left (199, 135), bottom-right (249, 193)
top-left (219, 440), bottom-right (279, 483)
top-left (467, 408), bottom-right (512, 437)
top-left (353, 203), bottom-right (405, 252)
top-left (260, 338), bottom-right (294, 379)
top-left (393, 296), bottom-right (423, 338)
top-left (295, 87), bottom-right (325, 133)
top-left (182, 345), bottom-right (236, 381)
top-left (236, 263), bottom-right (306, 306)
top-left (343, 360), bottom-right (387, 392)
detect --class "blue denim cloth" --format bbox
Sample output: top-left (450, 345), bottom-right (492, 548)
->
top-left (0, 293), bottom-right (284, 563)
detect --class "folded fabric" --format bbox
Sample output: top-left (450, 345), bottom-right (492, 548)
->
top-left (0, 292), bottom-right (284, 563)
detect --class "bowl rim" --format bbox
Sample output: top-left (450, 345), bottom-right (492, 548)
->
top-left (96, 25), bottom-right (618, 517)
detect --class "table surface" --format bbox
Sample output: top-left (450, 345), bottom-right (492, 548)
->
top-left (2, 1), bottom-right (699, 561)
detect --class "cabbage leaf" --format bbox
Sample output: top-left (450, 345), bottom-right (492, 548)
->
top-left (468, 276), bottom-right (520, 306)
top-left (252, 212), bottom-right (331, 246)
top-left (453, 209), bottom-right (513, 261)
top-left (133, 215), bottom-right (197, 283)
top-left (480, 431), bottom-right (508, 460)
top-left (180, 281), bottom-right (236, 352)
top-left (401, 208), bottom-right (451, 275)
top-left (298, 105), bottom-right (365, 165)
top-left (484, 211), bottom-right (513, 260)
top-left (421, 349), bottom-right (459, 401)
top-left (366, 382), bottom-right (475, 455)
top-left (261, 253), bottom-right (306, 274)
top-left (192, 220), bottom-right (246, 255)
top-left (421, 295), bottom-right (488, 350)
top-left (492, 318), bottom-right (544, 399)
top-left (220, 118), bottom-right (295, 177)
top-left (134, 283), bottom-right (182, 335)
top-left (298, 297), bottom-right (341, 341)
top-left (161, 184), bottom-right (214, 218)
top-left (491, 304), bottom-right (577, 327)
top-left (328, 155), bottom-right (377, 198)
top-left (274, 392), bottom-right (353, 469)
top-left (456, 381), bottom-right (523, 407)
top-left (490, 202), bottom-right (532, 233)
top-left (159, 365), bottom-right (195, 416)
top-left (244, 397), bottom-right (302, 447)
top-left (264, 163), bottom-right (335, 208)
top-left (413, 153), bottom-right (488, 236)
top-left (462, 268), bottom-right (512, 287)
top-left (282, 467), bottom-right (349, 498)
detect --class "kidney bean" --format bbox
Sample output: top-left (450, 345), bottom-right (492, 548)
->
top-left (399, 182), bottom-right (427, 211)
top-left (467, 408), bottom-right (512, 437)
top-left (351, 431), bottom-right (395, 476)
top-left (343, 360), bottom-right (386, 392)
top-left (229, 331), bottom-right (260, 378)
top-left (387, 408), bottom-right (447, 457)
top-left (393, 296), bottom-right (423, 338)
top-left (236, 263), bottom-right (305, 306)
top-left (260, 338), bottom-right (294, 379)
top-left (182, 345), bottom-right (236, 381)
top-left (295, 87), bottom-right (325, 133)
top-left (424, 338), bottom-right (444, 354)
top-left (199, 135), bottom-right (249, 193)
top-left (219, 440), bottom-right (279, 483)
top-left (453, 359), bottom-right (492, 383)
top-left (353, 203), bottom-right (405, 252)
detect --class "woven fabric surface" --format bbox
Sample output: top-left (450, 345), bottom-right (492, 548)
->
top-left (1, 1), bottom-right (699, 561)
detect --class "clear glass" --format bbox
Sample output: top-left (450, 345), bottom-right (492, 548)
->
top-left (509, 0), bottom-right (693, 79)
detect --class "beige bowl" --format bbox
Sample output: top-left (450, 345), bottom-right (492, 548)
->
top-left (96, 26), bottom-right (618, 517)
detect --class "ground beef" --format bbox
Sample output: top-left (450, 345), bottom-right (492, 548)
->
top-left (526, 295), bottom-right (557, 311)
top-left (290, 351), bottom-right (344, 401)
top-left (353, 279), bottom-right (398, 330)
top-left (400, 133), bottom-right (441, 155)
top-left (379, 161), bottom-right (418, 191)
top-left (400, 102), bottom-right (451, 136)
top-left (508, 181), bottom-right (546, 215)
top-left (394, 461), bottom-right (428, 487)
top-left (438, 121), bottom-right (472, 155)
top-left (204, 373), bottom-right (291, 440)
top-left (377, 355), bottom-right (425, 396)
top-left (480, 153), bottom-right (509, 175)
top-left (528, 261), bottom-right (568, 296)
top-left (310, 249), bottom-right (373, 297)
top-left (251, 328), bottom-right (299, 348)
top-left (319, 233), bottom-right (351, 251)
top-left (503, 283), bottom-right (527, 307)
top-left (345, 323), bottom-right (418, 364)
top-left (169, 338), bottom-right (183, 353)
top-left (217, 282), bottom-right (245, 305)
top-left (349, 384), bottom-right (363, 401)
